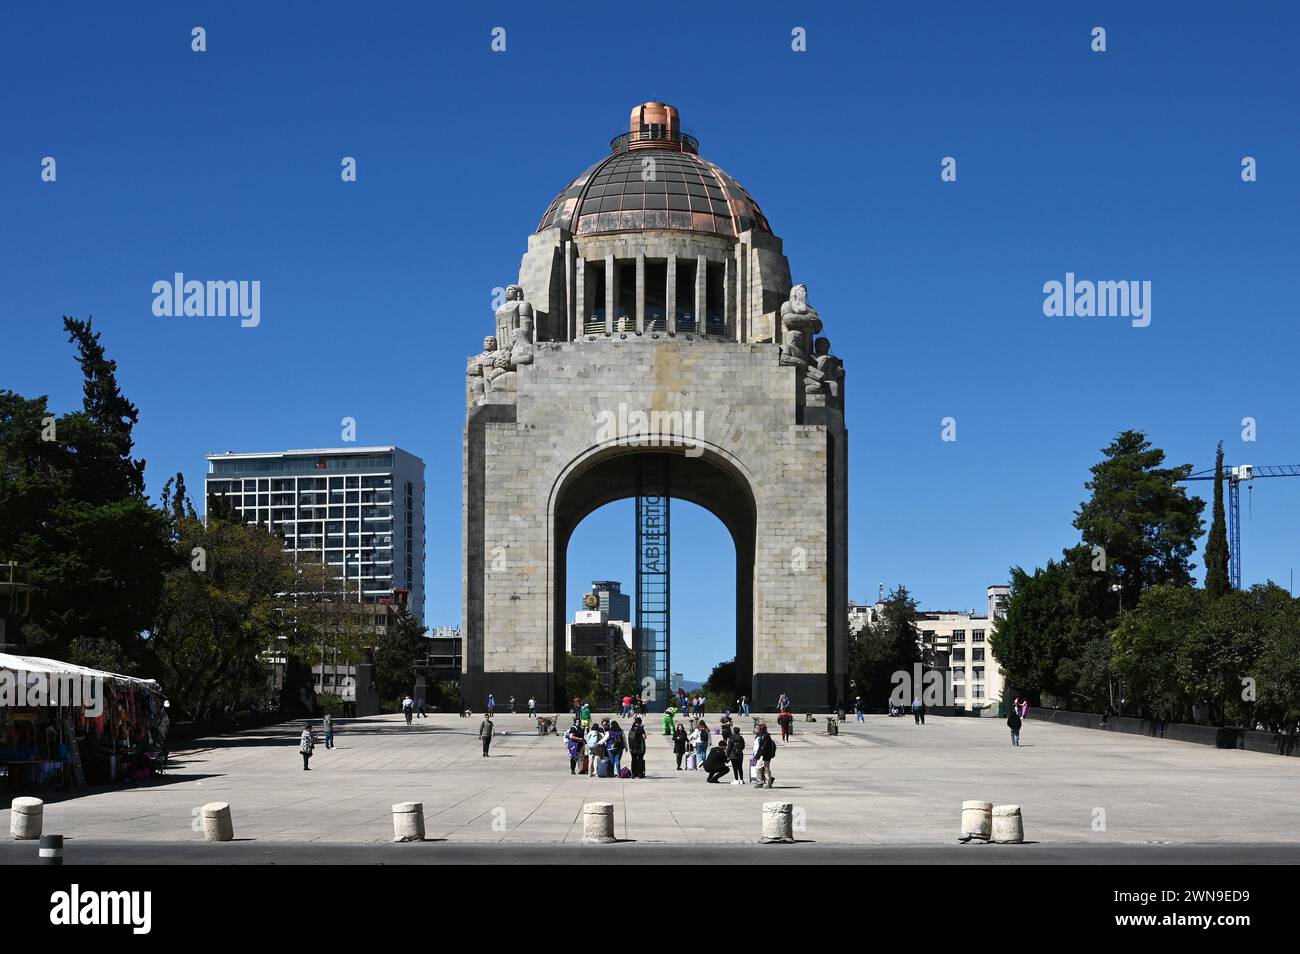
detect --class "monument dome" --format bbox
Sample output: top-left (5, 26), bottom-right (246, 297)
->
top-left (536, 103), bottom-right (771, 239)
top-left (508, 102), bottom-right (795, 345)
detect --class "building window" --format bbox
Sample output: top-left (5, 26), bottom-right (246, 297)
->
top-left (952, 629), bottom-right (965, 642)
top-left (951, 648), bottom-right (965, 662)
top-left (972, 648), bottom-right (985, 662)
top-left (972, 666), bottom-right (985, 680)
top-left (972, 629), bottom-right (985, 642)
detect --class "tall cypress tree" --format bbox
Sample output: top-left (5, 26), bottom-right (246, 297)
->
top-left (1204, 442), bottom-right (1231, 599)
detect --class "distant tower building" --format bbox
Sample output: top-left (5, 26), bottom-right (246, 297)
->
top-left (589, 580), bottom-right (631, 621)
top-left (205, 446), bottom-right (426, 620)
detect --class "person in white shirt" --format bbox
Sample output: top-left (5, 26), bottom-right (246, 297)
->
top-left (584, 724), bottom-right (605, 776)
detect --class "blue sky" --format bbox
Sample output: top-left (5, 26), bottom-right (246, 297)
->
top-left (3, 2), bottom-right (1297, 680)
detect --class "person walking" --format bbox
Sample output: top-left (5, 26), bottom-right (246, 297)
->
top-left (402, 695), bottom-right (414, 725)
top-left (752, 723), bottom-right (776, 789)
top-left (911, 696), bottom-right (922, 725)
top-left (566, 723), bottom-right (585, 774)
top-left (741, 696), bottom-right (750, 717)
top-left (606, 720), bottom-right (626, 776)
top-left (628, 717), bottom-right (647, 778)
top-left (1014, 696), bottom-right (1028, 740)
top-left (726, 727), bottom-right (746, 784)
top-left (487, 693), bottom-right (496, 717)
top-left (703, 739), bottom-right (730, 783)
top-left (323, 712), bottom-right (335, 750)
top-left (855, 696), bottom-right (864, 722)
top-left (299, 724), bottom-right (315, 771)
top-left (528, 697), bottom-right (537, 718)
top-left (417, 698), bottom-right (428, 718)
top-left (1007, 704), bottom-right (1022, 747)
top-left (478, 713), bottom-right (494, 757)
top-left (509, 695), bottom-right (515, 714)
top-left (672, 722), bottom-right (688, 770)
top-left (662, 707), bottom-right (676, 736)
top-left (777, 709), bottom-right (793, 742)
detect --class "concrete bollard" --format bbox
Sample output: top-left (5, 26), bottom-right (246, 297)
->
top-left (582, 801), bottom-right (615, 844)
top-left (760, 801), bottom-right (795, 843)
top-left (959, 800), bottom-right (993, 842)
top-left (992, 804), bottom-right (1024, 844)
top-left (39, 834), bottom-right (63, 865)
top-left (200, 801), bottom-right (234, 842)
top-left (392, 802), bottom-right (426, 842)
top-left (9, 797), bottom-right (44, 840)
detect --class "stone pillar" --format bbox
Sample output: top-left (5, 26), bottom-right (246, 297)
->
top-left (9, 797), bottom-right (43, 840)
top-left (724, 256), bottom-right (733, 338)
top-left (635, 251), bottom-right (646, 333)
top-left (574, 256), bottom-right (585, 339)
top-left (200, 802), bottom-right (234, 842)
top-left (574, 259), bottom-right (585, 337)
top-left (760, 801), bottom-right (794, 843)
top-left (392, 802), bottom-right (426, 842)
top-left (604, 254), bottom-right (616, 335)
top-left (960, 800), bottom-right (992, 841)
top-left (582, 801), bottom-right (615, 843)
top-left (992, 804), bottom-right (1024, 843)
top-left (666, 254), bottom-right (677, 334)
top-left (695, 254), bottom-right (707, 336)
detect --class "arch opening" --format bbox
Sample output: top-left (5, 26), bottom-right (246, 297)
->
top-left (552, 447), bottom-right (756, 712)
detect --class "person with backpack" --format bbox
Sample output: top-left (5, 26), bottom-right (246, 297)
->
top-left (672, 723), bottom-right (688, 770)
top-left (1007, 704), bottom-right (1022, 747)
top-left (478, 713), bottom-right (495, 757)
top-left (777, 710), bottom-right (793, 742)
top-left (605, 720), bottom-right (626, 776)
top-left (627, 717), bottom-right (648, 778)
top-left (752, 723), bottom-right (776, 788)
top-left (585, 723), bottom-right (605, 776)
top-left (580, 700), bottom-right (591, 731)
top-left (726, 727), bottom-right (746, 784)
top-left (566, 722), bottom-right (585, 774)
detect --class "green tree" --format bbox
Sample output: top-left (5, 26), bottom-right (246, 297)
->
top-left (1203, 442), bottom-right (1231, 600)
top-left (1073, 430), bottom-right (1205, 608)
top-left (610, 643), bottom-right (639, 704)
top-left (1111, 584), bottom-right (1204, 721)
top-left (1253, 586), bottom-right (1300, 733)
top-left (371, 608), bottom-right (427, 706)
top-left (149, 478), bottom-right (296, 719)
top-left (849, 586), bottom-right (922, 707)
top-left (563, 653), bottom-right (599, 706)
top-left (0, 318), bottom-right (172, 669)
top-left (701, 657), bottom-right (738, 705)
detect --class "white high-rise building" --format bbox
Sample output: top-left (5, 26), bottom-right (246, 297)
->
top-left (205, 446), bottom-right (426, 621)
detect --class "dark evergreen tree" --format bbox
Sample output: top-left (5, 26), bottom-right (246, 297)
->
top-left (1204, 441), bottom-right (1231, 600)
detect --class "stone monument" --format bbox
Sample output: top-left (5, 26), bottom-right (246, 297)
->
top-left (463, 103), bottom-right (849, 710)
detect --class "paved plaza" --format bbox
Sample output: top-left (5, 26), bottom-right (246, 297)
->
top-left (4, 712), bottom-right (1298, 856)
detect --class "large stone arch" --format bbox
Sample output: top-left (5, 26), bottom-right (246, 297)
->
top-left (548, 440), bottom-right (758, 706)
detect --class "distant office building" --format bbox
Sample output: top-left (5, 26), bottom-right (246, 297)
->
top-left (427, 626), bottom-right (464, 677)
top-left (850, 584), bottom-right (1011, 713)
top-left (566, 583), bottom-right (635, 702)
top-left (205, 446), bottom-right (425, 620)
top-left (589, 580), bottom-right (631, 622)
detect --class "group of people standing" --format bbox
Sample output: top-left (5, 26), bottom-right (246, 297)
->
top-left (565, 716), bottom-right (647, 778)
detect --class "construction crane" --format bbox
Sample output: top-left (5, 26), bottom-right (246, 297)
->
top-left (1180, 464), bottom-right (1300, 589)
